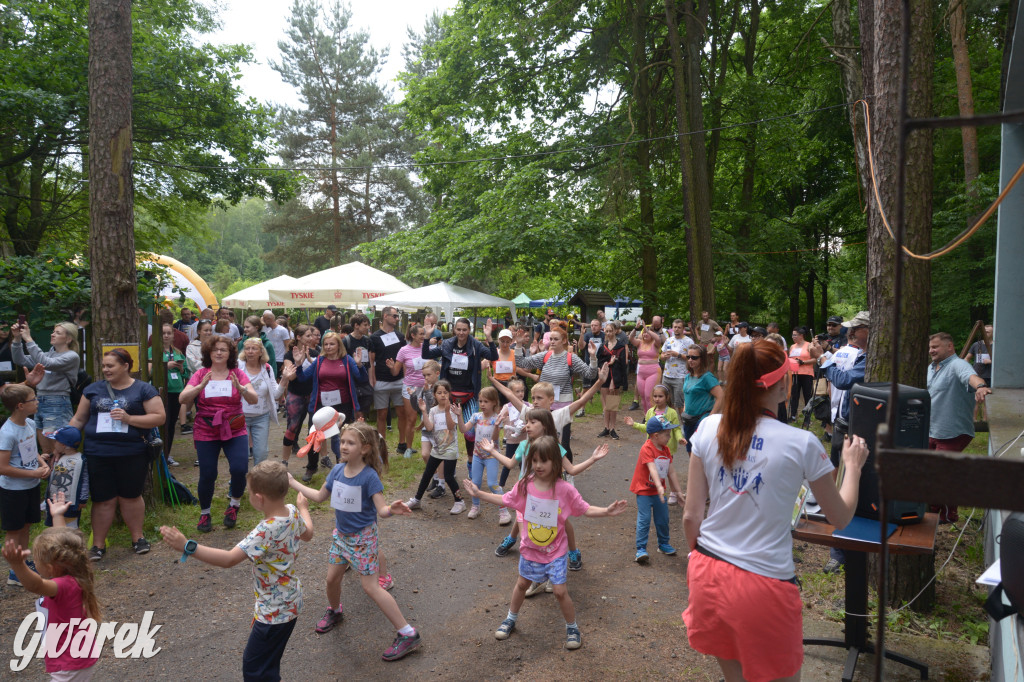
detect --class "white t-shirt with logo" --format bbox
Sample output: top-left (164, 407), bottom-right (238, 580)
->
top-left (827, 344), bottom-right (861, 422)
top-left (690, 414), bottom-right (833, 580)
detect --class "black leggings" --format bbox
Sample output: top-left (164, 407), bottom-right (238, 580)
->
top-left (790, 374), bottom-right (814, 419)
top-left (415, 457), bottom-right (461, 500)
top-left (561, 423), bottom-right (573, 463)
top-left (163, 392), bottom-right (181, 456)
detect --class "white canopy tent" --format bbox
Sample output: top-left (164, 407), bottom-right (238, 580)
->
top-left (222, 275), bottom-right (300, 309)
top-left (371, 282), bottom-right (516, 321)
top-left (267, 261), bottom-right (410, 307)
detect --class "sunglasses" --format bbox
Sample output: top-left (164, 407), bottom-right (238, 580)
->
top-left (686, 356), bottom-right (701, 360)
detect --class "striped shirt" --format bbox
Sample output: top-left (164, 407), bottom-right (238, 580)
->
top-left (515, 349), bottom-right (597, 402)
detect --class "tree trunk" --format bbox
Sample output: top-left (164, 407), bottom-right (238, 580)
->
top-left (862, 0), bottom-right (935, 611)
top-left (683, 0), bottom-right (717, 317)
top-left (735, 0), bottom-right (761, 317)
top-left (664, 0), bottom-right (702, 324)
top-left (330, 103), bottom-right (342, 265)
top-left (829, 0), bottom-right (871, 199)
top-left (632, 3), bottom-right (657, 317)
top-left (88, 0), bottom-right (138, 366)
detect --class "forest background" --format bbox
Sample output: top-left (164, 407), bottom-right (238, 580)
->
top-left (1, 0), bottom-right (1012, 341)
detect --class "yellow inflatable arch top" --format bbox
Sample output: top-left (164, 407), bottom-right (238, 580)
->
top-left (138, 253), bottom-right (219, 311)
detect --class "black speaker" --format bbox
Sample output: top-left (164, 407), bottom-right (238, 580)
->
top-left (849, 382), bottom-right (930, 524)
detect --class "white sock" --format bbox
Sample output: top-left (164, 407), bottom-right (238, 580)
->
top-left (398, 624), bottom-right (415, 636)
top-left (229, 497), bottom-right (240, 507)
top-left (201, 508), bottom-right (211, 515)
top-left (507, 610), bottom-right (519, 622)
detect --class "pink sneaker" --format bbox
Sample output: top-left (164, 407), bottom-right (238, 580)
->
top-left (382, 629), bottom-right (421, 661)
top-left (498, 508), bottom-right (513, 526)
top-left (315, 607), bottom-right (342, 633)
top-left (379, 573), bottom-right (394, 591)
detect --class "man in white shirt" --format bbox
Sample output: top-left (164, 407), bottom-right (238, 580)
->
top-left (661, 319), bottom-right (694, 414)
top-left (261, 311), bottom-right (291, 372)
top-left (216, 307), bottom-right (241, 341)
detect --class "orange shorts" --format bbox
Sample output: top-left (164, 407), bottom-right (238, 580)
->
top-left (683, 549), bottom-right (803, 682)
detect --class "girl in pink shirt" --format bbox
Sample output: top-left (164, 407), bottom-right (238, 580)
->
top-left (2, 495), bottom-right (101, 679)
top-left (463, 436), bottom-right (627, 651)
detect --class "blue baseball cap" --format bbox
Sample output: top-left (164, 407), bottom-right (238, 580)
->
top-left (46, 425), bottom-right (82, 449)
top-left (646, 416), bottom-right (678, 434)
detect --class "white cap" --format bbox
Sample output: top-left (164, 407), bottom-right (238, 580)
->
top-left (498, 329), bottom-right (513, 340)
top-left (310, 406), bottom-right (343, 438)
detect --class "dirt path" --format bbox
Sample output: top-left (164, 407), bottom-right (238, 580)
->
top-left (0, 411), bottom-right (989, 680)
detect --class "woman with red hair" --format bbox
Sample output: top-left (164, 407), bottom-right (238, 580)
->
top-left (682, 341), bottom-right (868, 682)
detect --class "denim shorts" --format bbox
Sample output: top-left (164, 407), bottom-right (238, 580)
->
top-left (518, 554), bottom-right (568, 585)
top-left (36, 395), bottom-right (73, 433)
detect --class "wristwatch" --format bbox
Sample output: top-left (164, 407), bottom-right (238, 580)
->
top-left (180, 539), bottom-right (198, 563)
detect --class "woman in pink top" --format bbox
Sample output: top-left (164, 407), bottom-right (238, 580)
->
top-left (180, 336), bottom-right (258, 534)
top-left (389, 324), bottom-right (426, 458)
top-left (788, 326), bottom-right (815, 422)
top-left (630, 323), bottom-right (662, 414)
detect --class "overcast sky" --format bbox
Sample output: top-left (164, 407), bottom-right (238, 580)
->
top-left (210, 0), bottom-right (458, 108)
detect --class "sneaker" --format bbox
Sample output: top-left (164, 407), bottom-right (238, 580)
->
top-left (378, 573), bottom-right (395, 591)
top-left (320, 455), bottom-right (333, 469)
top-left (657, 544), bottom-right (677, 556)
top-left (426, 479), bottom-right (438, 492)
top-left (610, 429), bottom-right (620, 440)
top-left (302, 470), bottom-right (314, 483)
top-left (381, 629), bottom-right (421, 661)
top-left (823, 557), bottom-right (844, 574)
top-left (224, 505), bottom-right (238, 529)
top-left (403, 449), bottom-right (412, 459)
top-left (450, 500), bottom-right (466, 515)
top-left (429, 484), bottom-right (447, 499)
top-left (193, 459), bottom-right (200, 467)
top-left (575, 408), bottom-right (586, 418)
top-left (88, 546), bottom-right (105, 562)
top-left (629, 401), bottom-right (640, 411)
top-left (565, 625), bottom-right (582, 650)
top-left (7, 570), bottom-right (21, 587)
top-left (166, 456), bottom-right (180, 467)
top-left (635, 549), bottom-right (649, 564)
top-left (406, 497), bottom-right (421, 510)
top-left (498, 508), bottom-right (513, 526)
top-left (468, 505), bottom-right (480, 520)
top-left (196, 513), bottom-right (212, 533)
top-left (495, 535), bottom-right (516, 557)
top-left (525, 580), bottom-right (549, 597)
top-left (132, 538), bottom-right (151, 555)
top-left (315, 607), bottom-right (343, 634)
top-left (568, 549), bottom-right (583, 571)
top-left (495, 617), bottom-right (516, 640)
top-left (596, 428), bottom-right (610, 438)
top-left (545, 582), bottom-right (554, 593)
top-left (667, 492), bottom-right (677, 505)
top-left (407, 447), bottom-right (418, 455)
top-left (180, 423), bottom-right (193, 435)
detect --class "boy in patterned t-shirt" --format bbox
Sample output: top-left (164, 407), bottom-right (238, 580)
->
top-left (161, 461), bottom-right (314, 680)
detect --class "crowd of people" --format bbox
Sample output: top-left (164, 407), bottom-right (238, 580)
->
top-left (0, 304), bottom-right (995, 680)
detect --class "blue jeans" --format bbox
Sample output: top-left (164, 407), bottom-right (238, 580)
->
top-left (470, 455), bottom-right (502, 506)
top-left (636, 493), bottom-right (670, 551)
top-left (245, 412), bottom-right (272, 466)
top-left (35, 395), bottom-right (73, 433)
top-left (196, 435), bottom-right (250, 509)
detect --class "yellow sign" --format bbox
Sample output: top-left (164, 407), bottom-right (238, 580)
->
top-left (101, 343), bottom-right (141, 371)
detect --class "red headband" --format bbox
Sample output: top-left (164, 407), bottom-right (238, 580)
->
top-left (754, 359), bottom-right (797, 388)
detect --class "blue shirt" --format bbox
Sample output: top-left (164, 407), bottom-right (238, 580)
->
top-left (81, 380), bottom-right (160, 458)
top-left (324, 463), bottom-right (384, 534)
top-left (927, 355), bottom-right (977, 440)
top-left (683, 372), bottom-right (720, 418)
top-left (0, 418), bottom-right (40, 491)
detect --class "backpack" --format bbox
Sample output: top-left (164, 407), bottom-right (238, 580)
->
top-left (542, 350), bottom-right (572, 367)
top-left (70, 369), bottom-right (92, 408)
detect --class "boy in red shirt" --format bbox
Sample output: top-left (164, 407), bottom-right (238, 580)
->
top-left (630, 416), bottom-right (683, 563)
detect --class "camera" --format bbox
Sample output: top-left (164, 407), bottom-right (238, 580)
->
top-left (815, 333), bottom-right (829, 343)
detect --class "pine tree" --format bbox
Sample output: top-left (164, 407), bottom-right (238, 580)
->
top-left (265, 0), bottom-right (423, 272)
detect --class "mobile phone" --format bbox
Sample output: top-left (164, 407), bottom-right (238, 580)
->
top-left (17, 314), bottom-right (26, 326)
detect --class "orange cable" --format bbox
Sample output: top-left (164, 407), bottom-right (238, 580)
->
top-left (857, 99), bottom-right (1024, 260)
